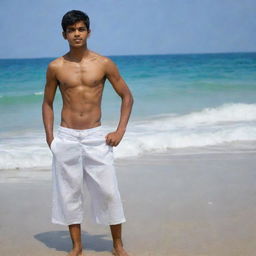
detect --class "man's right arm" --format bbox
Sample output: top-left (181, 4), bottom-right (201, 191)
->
top-left (42, 61), bottom-right (58, 148)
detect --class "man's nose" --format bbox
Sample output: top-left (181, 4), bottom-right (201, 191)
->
top-left (75, 29), bottom-right (80, 36)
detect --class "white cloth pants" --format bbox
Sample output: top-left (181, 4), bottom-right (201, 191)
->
top-left (50, 125), bottom-right (126, 226)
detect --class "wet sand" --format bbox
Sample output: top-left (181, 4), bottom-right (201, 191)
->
top-left (1, 151), bottom-right (256, 256)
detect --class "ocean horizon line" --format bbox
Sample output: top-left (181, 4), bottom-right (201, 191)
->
top-left (1, 50), bottom-right (256, 61)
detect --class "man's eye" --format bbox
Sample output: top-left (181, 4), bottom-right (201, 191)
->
top-left (79, 28), bottom-right (86, 31)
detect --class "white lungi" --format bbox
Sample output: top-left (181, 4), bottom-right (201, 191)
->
top-left (50, 125), bottom-right (126, 226)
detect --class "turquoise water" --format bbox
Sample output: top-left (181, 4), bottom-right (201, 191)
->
top-left (0, 52), bottom-right (256, 169)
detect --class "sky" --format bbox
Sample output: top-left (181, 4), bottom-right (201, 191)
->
top-left (0, 0), bottom-right (255, 59)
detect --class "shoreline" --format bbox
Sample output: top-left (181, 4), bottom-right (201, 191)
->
top-left (1, 148), bottom-right (256, 174)
top-left (1, 151), bottom-right (256, 255)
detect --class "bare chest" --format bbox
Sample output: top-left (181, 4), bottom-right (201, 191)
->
top-left (56, 62), bottom-right (105, 89)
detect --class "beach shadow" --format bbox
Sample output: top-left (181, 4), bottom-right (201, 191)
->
top-left (34, 230), bottom-right (112, 253)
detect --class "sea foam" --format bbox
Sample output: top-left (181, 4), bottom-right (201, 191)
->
top-left (0, 103), bottom-right (256, 169)
top-left (34, 91), bottom-right (44, 95)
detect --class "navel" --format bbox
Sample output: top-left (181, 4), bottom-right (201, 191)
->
top-left (79, 112), bottom-right (84, 117)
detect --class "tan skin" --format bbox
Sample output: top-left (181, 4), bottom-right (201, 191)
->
top-left (42, 21), bottom-right (133, 256)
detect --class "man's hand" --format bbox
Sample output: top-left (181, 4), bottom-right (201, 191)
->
top-left (47, 137), bottom-right (54, 149)
top-left (105, 130), bottom-right (125, 147)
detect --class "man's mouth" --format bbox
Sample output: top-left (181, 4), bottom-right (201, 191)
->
top-left (74, 39), bottom-right (82, 42)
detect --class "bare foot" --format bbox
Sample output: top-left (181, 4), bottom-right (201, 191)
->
top-left (67, 247), bottom-right (84, 256)
top-left (112, 246), bottom-right (130, 256)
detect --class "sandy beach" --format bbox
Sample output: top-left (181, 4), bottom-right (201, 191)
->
top-left (1, 151), bottom-right (256, 256)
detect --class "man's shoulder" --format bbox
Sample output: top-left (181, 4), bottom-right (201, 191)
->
top-left (47, 57), bottom-right (63, 70)
top-left (90, 51), bottom-right (113, 65)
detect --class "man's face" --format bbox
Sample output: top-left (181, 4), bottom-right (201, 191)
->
top-left (63, 21), bottom-right (90, 47)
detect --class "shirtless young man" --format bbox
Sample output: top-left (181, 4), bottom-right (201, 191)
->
top-left (42, 10), bottom-right (133, 256)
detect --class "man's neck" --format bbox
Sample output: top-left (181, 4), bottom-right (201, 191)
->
top-left (68, 46), bottom-right (90, 62)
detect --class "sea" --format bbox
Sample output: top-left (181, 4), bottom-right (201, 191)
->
top-left (0, 52), bottom-right (256, 170)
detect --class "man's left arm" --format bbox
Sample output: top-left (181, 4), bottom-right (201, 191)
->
top-left (104, 58), bottom-right (134, 147)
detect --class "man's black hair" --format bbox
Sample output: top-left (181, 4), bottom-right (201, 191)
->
top-left (62, 10), bottom-right (90, 32)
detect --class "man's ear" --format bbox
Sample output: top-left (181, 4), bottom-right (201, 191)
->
top-left (62, 31), bottom-right (67, 40)
top-left (87, 29), bottom-right (91, 38)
